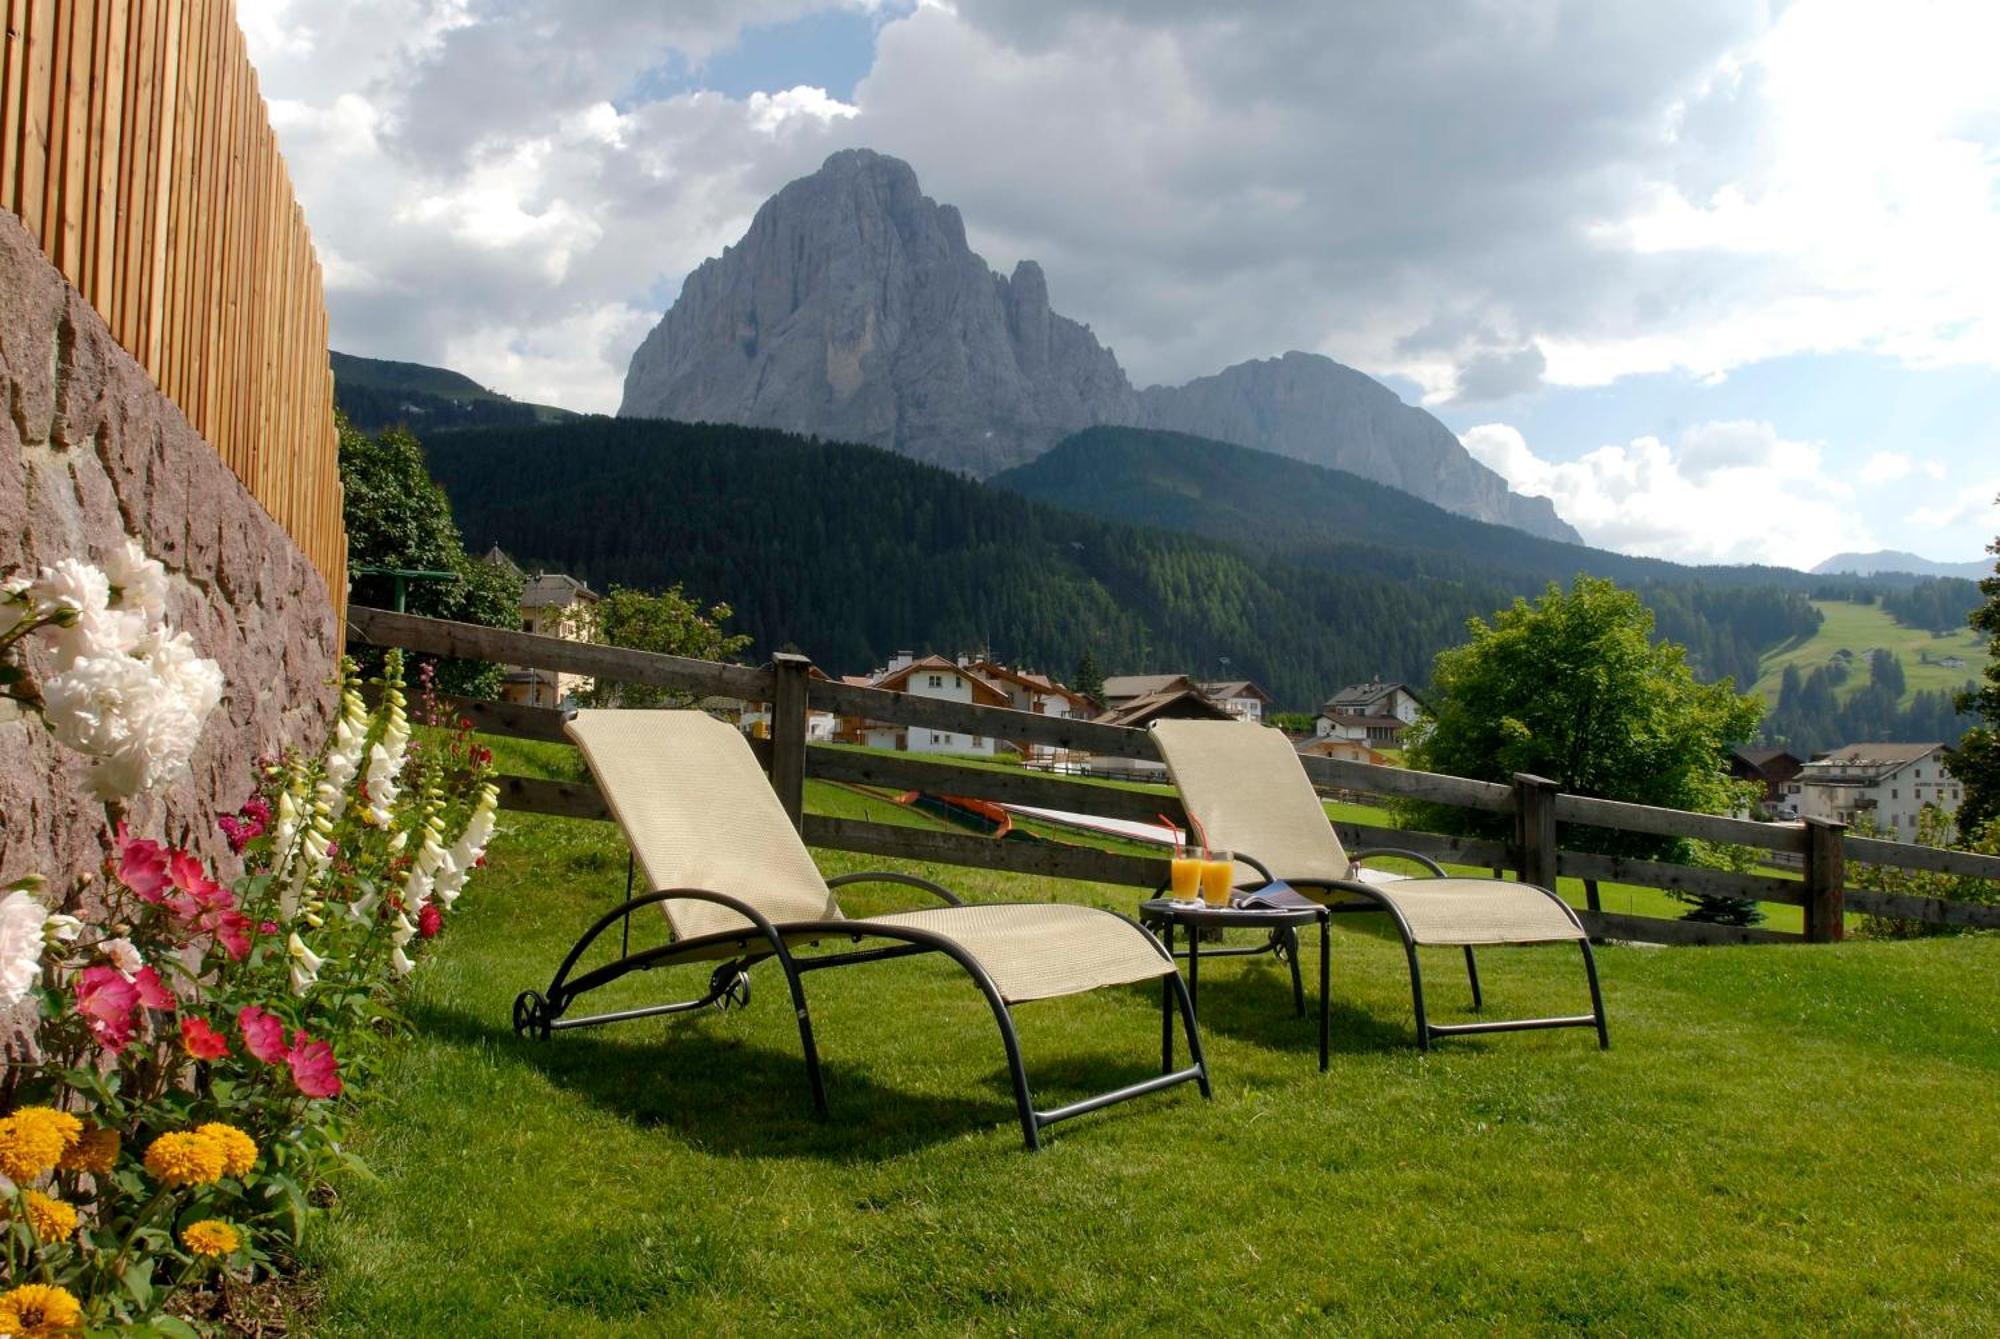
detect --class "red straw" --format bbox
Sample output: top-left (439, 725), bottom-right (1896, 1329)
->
top-left (1153, 812), bottom-right (1184, 849)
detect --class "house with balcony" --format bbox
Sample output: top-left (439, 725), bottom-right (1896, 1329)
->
top-left (1793, 742), bottom-right (1961, 837)
top-left (1316, 680), bottom-right (1426, 747)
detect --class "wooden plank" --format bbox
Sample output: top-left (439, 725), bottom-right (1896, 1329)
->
top-left (1297, 754), bottom-right (1515, 813)
top-left (1801, 816), bottom-right (1845, 942)
top-left (807, 745), bottom-right (1188, 829)
top-left (807, 675), bottom-right (1155, 759)
top-left (1551, 792), bottom-right (1807, 854)
top-left (55, 0), bottom-right (89, 272)
top-left (1514, 773), bottom-right (1559, 890)
top-left (1576, 909), bottom-right (1801, 947)
top-left (1843, 888), bottom-right (2000, 930)
top-left (802, 814), bottom-right (1167, 889)
top-left (1, 0), bottom-right (25, 215)
top-left (1843, 833), bottom-right (2000, 883)
top-left (1337, 823), bottom-right (1514, 871)
top-left (1556, 849), bottom-right (1808, 907)
top-left (769, 652), bottom-right (811, 828)
top-left (492, 774), bottom-right (608, 822)
top-left (346, 607), bottom-right (775, 702)
top-left (18, 0), bottom-right (50, 240)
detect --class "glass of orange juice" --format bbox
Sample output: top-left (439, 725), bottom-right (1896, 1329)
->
top-left (1199, 849), bottom-right (1234, 907)
top-left (1169, 844), bottom-right (1202, 903)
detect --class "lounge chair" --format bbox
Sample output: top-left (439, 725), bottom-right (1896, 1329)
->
top-left (1150, 719), bottom-right (1607, 1050)
top-left (512, 709), bottom-right (1210, 1148)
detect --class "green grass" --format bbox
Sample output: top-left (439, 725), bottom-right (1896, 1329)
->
top-left (1752, 599), bottom-right (1985, 706)
top-left (301, 811), bottom-right (2000, 1334)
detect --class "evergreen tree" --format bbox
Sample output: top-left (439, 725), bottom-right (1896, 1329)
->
top-left (1947, 512), bottom-right (2000, 834)
top-left (1071, 648), bottom-right (1105, 705)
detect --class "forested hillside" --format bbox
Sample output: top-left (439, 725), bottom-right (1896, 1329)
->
top-left (418, 418), bottom-right (1861, 708)
top-left (996, 428), bottom-right (1823, 687)
top-left (332, 351), bottom-right (577, 434)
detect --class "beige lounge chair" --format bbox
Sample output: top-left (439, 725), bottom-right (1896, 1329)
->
top-left (513, 709), bottom-right (1209, 1148)
top-left (1150, 719), bottom-right (1607, 1050)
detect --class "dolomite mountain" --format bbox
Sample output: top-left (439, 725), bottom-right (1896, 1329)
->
top-left (620, 149), bottom-right (1579, 542)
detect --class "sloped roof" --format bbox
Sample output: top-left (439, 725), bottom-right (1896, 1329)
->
top-left (1322, 711), bottom-right (1405, 731)
top-left (1103, 673), bottom-right (1195, 702)
top-left (1798, 742), bottom-right (1947, 781)
top-left (1324, 681), bottom-right (1423, 713)
top-left (1199, 679), bottom-right (1275, 704)
top-left (871, 655), bottom-right (1012, 706)
top-left (967, 659), bottom-right (1096, 711)
top-left (522, 572), bottom-right (599, 607)
top-left (1094, 687), bottom-right (1233, 728)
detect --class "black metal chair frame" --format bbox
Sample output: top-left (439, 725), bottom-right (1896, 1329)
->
top-left (1204, 849), bottom-right (1608, 1051)
top-left (513, 867), bottom-right (1211, 1150)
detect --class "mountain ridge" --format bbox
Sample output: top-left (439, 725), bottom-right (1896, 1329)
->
top-left (1811, 549), bottom-right (1991, 580)
top-left (618, 148), bottom-right (1579, 542)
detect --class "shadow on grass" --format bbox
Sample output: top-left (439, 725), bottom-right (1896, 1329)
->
top-left (1164, 969), bottom-right (1414, 1057)
top-left (407, 994), bottom-right (1184, 1160)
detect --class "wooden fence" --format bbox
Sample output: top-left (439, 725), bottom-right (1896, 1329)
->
top-left (349, 608), bottom-right (2000, 948)
top-left (1, 0), bottom-right (345, 614)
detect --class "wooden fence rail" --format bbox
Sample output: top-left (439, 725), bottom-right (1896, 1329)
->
top-left (1, 0), bottom-right (345, 613)
top-left (347, 608), bottom-right (2000, 943)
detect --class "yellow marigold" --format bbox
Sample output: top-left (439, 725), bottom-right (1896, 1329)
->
top-left (0, 1283), bottom-right (83, 1336)
top-left (22, 1190), bottom-right (78, 1243)
top-left (57, 1124), bottom-right (119, 1176)
top-left (181, 1218), bottom-right (242, 1258)
top-left (142, 1130), bottom-right (226, 1188)
top-left (195, 1121), bottom-right (258, 1178)
top-left (0, 1107), bottom-right (83, 1183)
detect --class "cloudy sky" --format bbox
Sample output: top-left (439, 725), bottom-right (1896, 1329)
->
top-left (242, 0), bottom-right (2000, 571)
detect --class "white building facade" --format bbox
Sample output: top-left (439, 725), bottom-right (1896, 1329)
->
top-left (1793, 743), bottom-right (1961, 837)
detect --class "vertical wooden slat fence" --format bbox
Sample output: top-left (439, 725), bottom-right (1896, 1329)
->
top-left (1, 0), bottom-right (345, 618)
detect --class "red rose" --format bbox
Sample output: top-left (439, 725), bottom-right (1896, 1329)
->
top-left (131, 964), bottom-right (176, 1011)
top-left (181, 1016), bottom-right (231, 1060)
top-left (417, 904), bottom-right (442, 939)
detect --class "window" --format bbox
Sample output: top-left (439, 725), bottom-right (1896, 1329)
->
top-left (927, 674), bottom-right (944, 689)
top-left (1891, 789), bottom-right (1898, 800)
top-left (522, 619), bottom-right (534, 632)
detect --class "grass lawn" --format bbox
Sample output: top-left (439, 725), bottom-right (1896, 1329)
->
top-left (1752, 598), bottom-right (1985, 707)
top-left (299, 808), bottom-right (2000, 1334)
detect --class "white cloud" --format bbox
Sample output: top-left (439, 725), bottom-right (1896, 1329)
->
top-left (1907, 479), bottom-right (2000, 533)
top-left (1462, 421), bottom-right (1873, 568)
top-left (747, 86), bottom-right (860, 134)
top-left (1859, 451), bottom-right (1913, 484)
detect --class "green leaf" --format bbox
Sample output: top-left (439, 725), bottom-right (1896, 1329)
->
top-left (122, 1257), bottom-right (155, 1309)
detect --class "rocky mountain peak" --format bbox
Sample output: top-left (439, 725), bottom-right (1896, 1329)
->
top-left (619, 150), bottom-right (1580, 541)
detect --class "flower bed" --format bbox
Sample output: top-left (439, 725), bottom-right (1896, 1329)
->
top-left (2, 543), bottom-right (496, 1334)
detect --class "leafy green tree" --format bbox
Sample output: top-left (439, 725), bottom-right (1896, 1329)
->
top-left (1403, 577), bottom-right (1765, 922)
top-left (579, 585), bottom-right (752, 709)
top-left (1947, 511), bottom-right (2000, 833)
top-left (338, 413), bottom-right (521, 695)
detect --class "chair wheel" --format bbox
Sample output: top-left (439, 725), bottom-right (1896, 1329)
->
top-left (512, 990), bottom-right (550, 1039)
top-left (711, 967), bottom-right (752, 1010)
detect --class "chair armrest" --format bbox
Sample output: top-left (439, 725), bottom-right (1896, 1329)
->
top-left (825, 870), bottom-right (965, 907)
top-left (1349, 847), bottom-right (1447, 878)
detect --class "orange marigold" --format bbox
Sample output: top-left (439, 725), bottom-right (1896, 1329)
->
top-left (181, 1218), bottom-right (242, 1258)
top-left (142, 1130), bottom-right (225, 1188)
top-left (57, 1124), bottom-right (119, 1176)
top-left (0, 1283), bottom-right (83, 1337)
top-left (22, 1190), bottom-right (78, 1243)
top-left (195, 1121), bottom-right (258, 1178)
top-left (0, 1107), bottom-right (82, 1183)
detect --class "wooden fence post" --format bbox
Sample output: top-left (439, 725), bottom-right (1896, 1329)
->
top-left (1513, 773), bottom-right (1560, 891)
top-left (769, 653), bottom-right (812, 831)
top-left (1802, 816), bottom-right (1846, 943)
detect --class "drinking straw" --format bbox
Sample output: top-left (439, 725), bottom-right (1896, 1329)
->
top-left (1154, 812), bottom-right (1184, 848)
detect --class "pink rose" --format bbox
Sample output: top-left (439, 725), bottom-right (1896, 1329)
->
top-left (237, 1005), bottom-right (289, 1065)
top-left (115, 823), bottom-right (171, 903)
top-left (285, 1032), bottom-right (343, 1099)
top-left (76, 966), bottom-right (140, 1053)
top-left (131, 964), bottom-right (176, 1011)
top-left (181, 1015), bottom-right (230, 1060)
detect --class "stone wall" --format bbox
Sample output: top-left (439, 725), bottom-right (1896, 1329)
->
top-left (0, 208), bottom-right (338, 894)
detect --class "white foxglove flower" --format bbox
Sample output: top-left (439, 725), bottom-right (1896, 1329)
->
top-left (346, 889), bottom-right (379, 923)
top-left (391, 911), bottom-right (418, 949)
top-left (435, 784), bottom-right (499, 908)
top-left (287, 931), bottom-right (325, 995)
top-left (99, 936), bottom-right (145, 976)
top-left (0, 888), bottom-right (49, 1008)
top-left (390, 945), bottom-right (416, 977)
